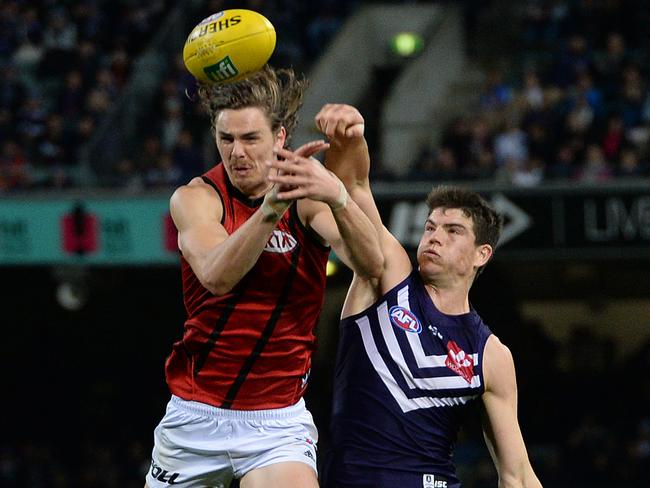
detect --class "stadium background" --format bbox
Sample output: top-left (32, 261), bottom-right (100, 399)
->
top-left (1, 0), bottom-right (649, 486)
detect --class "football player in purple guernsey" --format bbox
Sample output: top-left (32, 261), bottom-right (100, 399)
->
top-left (314, 104), bottom-right (543, 488)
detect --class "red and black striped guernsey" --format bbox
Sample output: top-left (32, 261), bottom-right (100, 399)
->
top-left (165, 163), bottom-right (330, 410)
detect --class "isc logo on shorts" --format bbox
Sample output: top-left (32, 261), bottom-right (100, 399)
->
top-left (423, 474), bottom-right (448, 488)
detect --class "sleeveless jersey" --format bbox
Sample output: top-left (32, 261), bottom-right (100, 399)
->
top-left (165, 163), bottom-right (329, 410)
top-left (324, 270), bottom-right (492, 486)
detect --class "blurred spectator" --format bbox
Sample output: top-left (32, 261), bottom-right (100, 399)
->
top-left (601, 114), bottom-right (626, 161)
top-left (511, 156), bottom-right (544, 187)
top-left (306, 4), bottom-right (342, 58)
top-left (480, 69), bottom-right (513, 111)
top-left (594, 32), bottom-right (629, 101)
top-left (575, 143), bottom-right (613, 183)
top-left (160, 98), bottom-right (184, 152)
top-left (145, 151), bottom-right (182, 189)
top-left (618, 63), bottom-right (646, 127)
top-left (172, 129), bottom-right (204, 184)
top-left (551, 34), bottom-right (592, 89)
top-left (0, 140), bottom-right (29, 191)
top-left (135, 134), bottom-right (162, 176)
top-left (493, 118), bottom-right (528, 166)
top-left (547, 142), bottom-right (577, 180)
top-left (407, 145), bottom-right (459, 181)
top-left (616, 146), bottom-right (647, 178)
top-left (111, 157), bottom-right (144, 191)
top-left (521, 70), bottom-right (545, 111)
top-left (57, 70), bottom-right (86, 117)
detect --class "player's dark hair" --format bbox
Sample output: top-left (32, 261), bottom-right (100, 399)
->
top-left (425, 185), bottom-right (503, 276)
top-left (197, 64), bottom-right (307, 147)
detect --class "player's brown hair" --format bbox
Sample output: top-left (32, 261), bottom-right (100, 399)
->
top-left (426, 185), bottom-right (503, 276)
top-left (197, 64), bottom-right (307, 147)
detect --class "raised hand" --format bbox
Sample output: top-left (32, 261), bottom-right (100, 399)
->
top-left (267, 147), bottom-right (347, 210)
top-left (315, 104), bottom-right (365, 141)
top-left (261, 140), bottom-right (332, 219)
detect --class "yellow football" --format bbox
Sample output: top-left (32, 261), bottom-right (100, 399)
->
top-left (183, 9), bottom-right (276, 84)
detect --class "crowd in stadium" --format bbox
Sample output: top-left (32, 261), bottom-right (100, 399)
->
top-left (0, 0), bottom-right (352, 191)
top-left (409, 0), bottom-right (650, 184)
top-left (0, 0), bottom-right (180, 190)
top-left (3, 1), bottom-right (649, 191)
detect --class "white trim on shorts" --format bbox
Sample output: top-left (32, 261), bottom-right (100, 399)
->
top-left (170, 394), bottom-right (308, 420)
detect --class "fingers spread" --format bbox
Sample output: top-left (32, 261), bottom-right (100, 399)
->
top-left (294, 140), bottom-right (330, 158)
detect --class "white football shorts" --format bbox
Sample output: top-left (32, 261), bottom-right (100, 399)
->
top-left (146, 395), bottom-right (318, 488)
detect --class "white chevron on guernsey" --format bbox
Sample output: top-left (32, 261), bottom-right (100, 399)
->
top-left (376, 302), bottom-right (481, 390)
top-left (397, 285), bottom-right (479, 369)
top-left (356, 314), bottom-right (478, 413)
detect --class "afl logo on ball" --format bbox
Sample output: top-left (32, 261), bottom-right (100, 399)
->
top-left (389, 306), bottom-right (422, 334)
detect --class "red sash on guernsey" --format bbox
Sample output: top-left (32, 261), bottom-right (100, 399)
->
top-left (165, 164), bottom-right (329, 409)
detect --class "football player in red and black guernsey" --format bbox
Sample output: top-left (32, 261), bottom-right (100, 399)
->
top-left (145, 66), bottom-right (383, 488)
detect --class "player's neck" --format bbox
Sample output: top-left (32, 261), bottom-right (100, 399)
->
top-left (234, 181), bottom-right (274, 200)
top-left (424, 280), bottom-right (471, 316)
top-left (249, 182), bottom-right (274, 199)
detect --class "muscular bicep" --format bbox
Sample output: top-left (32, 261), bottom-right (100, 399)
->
top-left (170, 181), bottom-right (229, 270)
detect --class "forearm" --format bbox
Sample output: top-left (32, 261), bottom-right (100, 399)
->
top-left (198, 209), bottom-right (280, 295)
top-left (331, 196), bottom-right (383, 279)
top-left (325, 139), bottom-right (385, 233)
top-left (325, 138), bottom-right (370, 189)
top-left (498, 470), bottom-right (543, 488)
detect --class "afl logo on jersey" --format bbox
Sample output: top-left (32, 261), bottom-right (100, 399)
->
top-left (389, 306), bottom-right (422, 334)
top-left (264, 230), bottom-right (297, 253)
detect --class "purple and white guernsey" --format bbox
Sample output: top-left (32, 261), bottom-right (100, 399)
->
top-left (323, 270), bottom-right (493, 488)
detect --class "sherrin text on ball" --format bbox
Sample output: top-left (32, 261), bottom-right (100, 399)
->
top-left (183, 9), bottom-right (276, 84)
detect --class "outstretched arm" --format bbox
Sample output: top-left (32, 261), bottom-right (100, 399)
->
top-left (315, 104), bottom-right (383, 234)
top-left (312, 104), bottom-right (412, 314)
top-left (268, 147), bottom-right (384, 280)
top-left (481, 335), bottom-right (543, 488)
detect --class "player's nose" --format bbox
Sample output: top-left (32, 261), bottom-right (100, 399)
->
top-left (231, 139), bottom-right (246, 157)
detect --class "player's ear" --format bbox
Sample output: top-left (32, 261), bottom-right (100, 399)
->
top-left (475, 244), bottom-right (493, 268)
top-left (274, 126), bottom-right (287, 151)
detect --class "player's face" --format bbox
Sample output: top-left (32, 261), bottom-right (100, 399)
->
top-left (416, 208), bottom-right (491, 285)
top-left (215, 107), bottom-right (286, 197)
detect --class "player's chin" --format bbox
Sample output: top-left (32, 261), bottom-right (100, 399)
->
top-left (417, 257), bottom-right (443, 274)
top-left (418, 251), bottom-right (441, 264)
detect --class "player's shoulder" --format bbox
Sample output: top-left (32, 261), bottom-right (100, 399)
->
top-left (172, 177), bottom-right (219, 204)
top-left (483, 335), bottom-right (516, 393)
top-left (484, 335), bottom-right (514, 365)
top-left (170, 177), bottom-right (223, 219)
